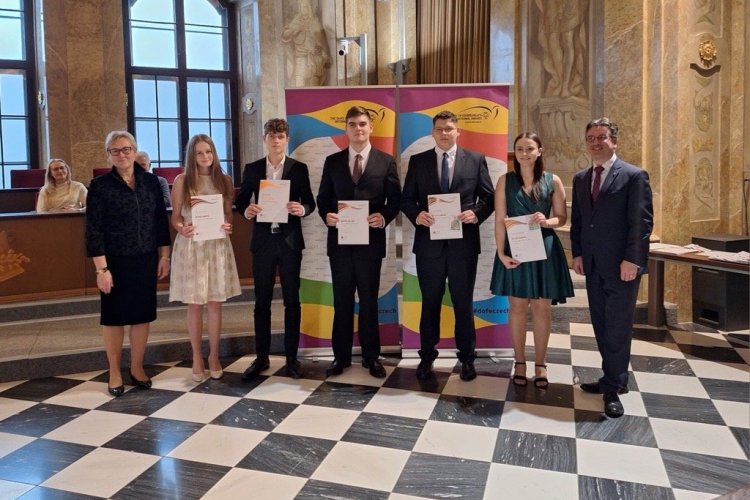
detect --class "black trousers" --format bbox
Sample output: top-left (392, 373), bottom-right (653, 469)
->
top-left (416, 248), bottom-right (478, 362)
top-left (329, 247), bottom-right (383, 363)
top-left (252, 234), bottom-right (302, 359)
top-left (585, 265), bottom-right (640, 392)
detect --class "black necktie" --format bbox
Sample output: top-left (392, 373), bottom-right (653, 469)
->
top-left (353, 154), bottom-right (363, 184)
top-left (591, 165), bottom-right (604, 203)
top-left (441, 152), bottom-right (450, 193)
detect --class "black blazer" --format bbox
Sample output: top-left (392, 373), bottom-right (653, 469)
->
top-left (570, 158), bottom-right (653, 278)
top-left (316, 147), bottom-right (401, 259)
top-left (401, 147), bottom-right (495, 258)
top-left (235, 156), bottom-right (316, 253)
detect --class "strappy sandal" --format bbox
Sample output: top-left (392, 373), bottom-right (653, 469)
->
top-left (512, 361), bottom-right (527, 386)
top-left (534, 363), bottom-right (549, 389)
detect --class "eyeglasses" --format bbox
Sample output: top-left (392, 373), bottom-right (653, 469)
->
top-left (433, 127), bottom-right (457, 134)
top-left (586, 134), bottom-right (610, 143)
top-left (107, 146), bottom-right (134, 156)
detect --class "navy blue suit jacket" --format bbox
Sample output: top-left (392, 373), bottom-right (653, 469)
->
top-left (570, 158), bottom-right (653, 278)
top-left (235, 157), bottom-right (315, 253)
top-left (316, 147), bottom-right (401, 259)
top-left (401, 147), bottom-right (494, 258)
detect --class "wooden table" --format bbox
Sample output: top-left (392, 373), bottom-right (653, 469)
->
top-left (647, 249), bottom-right (750, 327)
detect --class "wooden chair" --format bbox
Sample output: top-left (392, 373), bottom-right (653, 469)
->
top-left (152, 167), bottom-right (183, 185)
top-left (10, 169), bottom-right (46, 189)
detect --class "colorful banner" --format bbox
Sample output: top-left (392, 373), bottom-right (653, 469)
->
top-left (399, 84), bottom-right (512, 355)
top-left (285, 87), bottom-right (401, 352)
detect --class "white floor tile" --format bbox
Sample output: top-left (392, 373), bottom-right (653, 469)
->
top-left (670, 331), bottom-right (732, 347)
top-left (151, 392), bottom-right (241, 424)
top-left (44, 381), bottom-right (123, 409)
top-left (547, 363), bottom-right (573, 385)
top-left (547, 333), bottom-right (572, 349)
top-left (202, 468), bottom-right (306, 500)
top-left (672, 488), bottom-right (722, 500)
top-left (413, 420), bottom-right (498, 462)
top-left (650, 418), bottom-right (746, 459)
top-left (712, 399), bottom-right (750, 428)
top-left (686, 359), bottom-right (750, 382)
top-left (41, 447), bottom-right (160, 498)
top-left (363, 387), bottom-right (440, 420)
top-left (312, 441), bottom-right (410, 492)
top-left (246, 376), bottom-right (322, 404)
top-left (168, 424), bottom-right (267, 467)
top-left (0, 432), bottom-right (34, 459)
top-left (634, 372), bottom-right (709, 398)
top-left (0, 479), bottom-right (33, 498)
top-left (576, 438), bottom-right (670, 487)
top-left (499, 402), bottom-right (576, 438)
top-left (272, 404), bottom-right (359, 441)
top-left (570, 349), bottom-right (602, 368)
top-left (630, 340), bottom-right (684, 358)
top-left (151, 366), bottom-right (210, 391)
top-left (389, 493), bottom-right (433, 500)
top-left (569, 322), bottom-right (595, 337)
top-left (43, 409), bottom-right (143, 447)
top-left (484, 463), bottom-right (578, 500)
top-left (617, 390), bottom-right (648, 417)
top-left (0, 397), bottom-right (36, 421)
top-left (441, 374), bottom-right (508, 401)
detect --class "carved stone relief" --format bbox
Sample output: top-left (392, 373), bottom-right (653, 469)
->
top-left (281, 0), bottom-right (332, 87)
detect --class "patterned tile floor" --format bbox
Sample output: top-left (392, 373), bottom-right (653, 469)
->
top-left (0, 322), bottom-right (747, 499)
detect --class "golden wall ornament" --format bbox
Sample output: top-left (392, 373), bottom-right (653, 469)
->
top-left (698, 38), bottom-right (717, 67)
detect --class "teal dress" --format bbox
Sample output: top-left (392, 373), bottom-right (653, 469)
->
top-left (490, 171), bottom-right (574, 304)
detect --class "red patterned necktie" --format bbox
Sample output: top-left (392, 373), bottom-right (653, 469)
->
top-left (352, 154), bottom-right (363, 184)
top-left (591, 165), bottom-right (604, 203)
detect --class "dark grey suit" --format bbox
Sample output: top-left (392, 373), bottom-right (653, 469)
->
top-left (571, 157), bottom-right (653, 391)
top-left (401, 147), bottom-right (494, 362)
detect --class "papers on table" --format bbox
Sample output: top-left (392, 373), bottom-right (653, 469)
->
top-left (428, 193), bottom-right (462, 240)
top-left (649, 243), bottom-right (700, 255)
top-left (705, 250), bottom-right (750, 264)
top-left (505, 215), bottom-right (546, 263)
top-left (190, 194), bottom-right (225, 241)
top-left (256, 179), bottom-right (290, 223)
top-left (337, 200), bottom-right (369, 245)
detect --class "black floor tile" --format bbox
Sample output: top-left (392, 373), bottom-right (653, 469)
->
top-left (571, 366), bottom-right (639, 393)
top-left (661, 449), bottom-right (750, 496)
top-left (393, 452), bottom-right (491, 499)
top-left (96, 388), bottom-right (185, 416)
top-left (235, 433), bottom-right (335, 477)
top-left (341, 412), bottom-right (425, 450)
top-left (19, 486), bottom-right (102, 499)
top-left (629, 356), bottom-right (694, 376)
top-left (700, 378), bottom-right (750, 403)
top-left (0, 378), bottom-right (83, 402)
top-left (190, 371), bottom-right (253, 397)
top-left (680, 344), bottom-right (745, 363)
top-left (577, 475), bottom-right (674, 500)
top-left (504, 380), bottom-right (574, 408)
top-left (574, 409), bottom-right (657, 447)
top-left (430, 394), bottom-right (503, 428)
top-left (302, 381), bottom-right (379, 411)
top-left (641, 393), bottom-right (725, 425)
top-left (730, 427), bottom-right (750, 459)
top-left (493, 429), bottom-right (577, 473)
top-left (0, 404), bottom-right (86, 437)
top-left (296, 479), bottom-right (389, 500)
top-left (210, 398), bottom-right (297, 432)
top-left (0, 439), bottom-right (94, 485)
top-left (103, 417), bottom-right (202, 456)
top-left (382, 366), bottom-right (451, 394)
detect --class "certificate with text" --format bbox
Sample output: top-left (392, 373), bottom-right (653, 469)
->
top-left (256, 179), bottom-right (291, 223)
top-left (428, 193), bottom-right (463, 240)
top-left (506, 215), bottom-right (547, 262)
top-left (337, 200), bottom-right (369, 245)
top-left (191, 194), bottom-right (225, 241)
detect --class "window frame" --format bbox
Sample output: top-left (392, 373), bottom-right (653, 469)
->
top-left (0, 0), bottom-right (40, 186)
top-left (122, 0), bottom-right (239, 182)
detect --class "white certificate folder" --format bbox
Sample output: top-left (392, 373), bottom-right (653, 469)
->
top-left (337, 200), bottom-right (369, 245)
top-left (256, 179), bottom-right (291, 223)
top-left (506, 215), bottom-right (547, 262)
top-left (428, 193), bottom-right (463, 240)
top-left (191, 194), bottom-right (225, 241)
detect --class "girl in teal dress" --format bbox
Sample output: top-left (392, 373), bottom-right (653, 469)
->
top-left (491, 133), bottom-right (574, 388)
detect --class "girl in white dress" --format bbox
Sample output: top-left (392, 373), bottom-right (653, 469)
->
top-left (169, 134), bottom-right (241, 382)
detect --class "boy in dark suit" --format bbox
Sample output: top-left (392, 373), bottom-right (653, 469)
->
top-left (401, 110), bottom-right (495, 381)
top-left (571, 117), bottom-right (654, 418)
top-left (316, 106), bottom-right (401, 378)
top-left (236, 118), bottom-right (316, 379)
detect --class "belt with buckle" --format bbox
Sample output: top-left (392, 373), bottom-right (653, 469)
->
top-left (270, 226), bottom-right (281, 234)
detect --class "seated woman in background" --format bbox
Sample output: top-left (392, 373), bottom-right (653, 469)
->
top-left (135, 151), bottom-right (171, 208)
top-left (36, 158), bottom-right (88, 212)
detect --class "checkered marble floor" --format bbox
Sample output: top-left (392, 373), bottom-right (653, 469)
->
top-left (0, 323), bottom-right (747, 499)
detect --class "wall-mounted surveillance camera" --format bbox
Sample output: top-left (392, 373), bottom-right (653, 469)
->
top-left (337, 40), bottom-right (350, 56)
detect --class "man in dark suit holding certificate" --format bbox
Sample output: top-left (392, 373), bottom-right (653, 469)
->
top-left (236, 118), bottom-right (316, 380)
top-left (401, 110), bottom-right (495, 381)
top-left (571, 117), bottom-right (653, 418)
top-left (316, 106), bottom-right (401, 378)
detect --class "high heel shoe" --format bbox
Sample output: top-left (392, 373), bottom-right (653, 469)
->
top-left (534, 364), bottom-right (549, 389)
top-left (209, 369), bottom-right (224, 380)
top-left (192, 371), bottom-right (205, 383)
top-left (129, 371), bottom-right (152, 389)
top-left (108, 385), bottom-right (125, 397)
top-left (512, 361), bottom-right (527, 386)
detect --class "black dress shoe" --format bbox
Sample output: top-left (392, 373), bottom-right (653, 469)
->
top-left (603, 391), bottom-right (624, 418)
top-left (108, 385), bottom-right (125, 397)
top-left (362, 359), bottom-right (387, 378)
top-left (580, 381), bottom-right (629, 394)
top-left (460, 360), bottom-right (477, 381)
top-left (326, 359), bottom-right (351, 377)
top-left (129, 371), bottom-right (152, 389)
top-left (285, 358), bottom-right (304, 379)
top-left (416, 359), bottom-right (433, 380)
top-left (242, 357), bottom-right (270, 381)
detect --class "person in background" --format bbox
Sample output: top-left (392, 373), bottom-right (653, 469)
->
top-left (571, 117), bottom-right (653, 418)
top-left (36, 158), bottom-right (87, 212)
top-left (169, 134), bottom-right (241, 383)
top-left (491, 132), bottom-right (573, 388)
top-left (401, 110), bottom-right (494, 382)
top-left (316, 106), bottom-right (401, 378)
top-left (85, 131), bottom-right (171, 397)
top-left (135, 151), bottom-right (171, 208)
top-left (235, 118), bottom-right (315, 380)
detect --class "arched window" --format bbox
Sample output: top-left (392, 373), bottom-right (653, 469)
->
top-left (0, 0), bottom-right (39, 188)
top-left (123, 0), bottom-right (238, 178)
